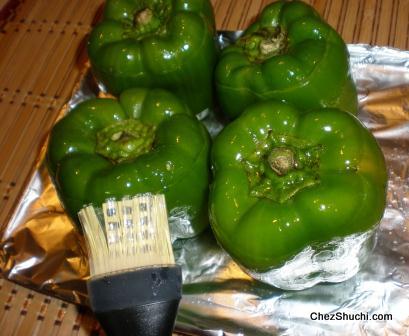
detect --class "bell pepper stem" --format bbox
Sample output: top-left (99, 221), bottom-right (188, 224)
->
top-left (132, 0), bottom-right (172, 37)
top-left (96, 119), bottom-right (156, 164)
top-left (243, 135), bottom-right (323, 202)
top-left (135, 8), bottom-right (154, 26)
top-left (239, 27), bottom-right (287, 62)
top-left (134, 7), bottom-right (161, 35)
top-left (267, 147), bottom-right (295, 176)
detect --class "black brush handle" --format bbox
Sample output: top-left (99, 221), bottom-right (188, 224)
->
top-left (88, 266), bottom-right (182, 336)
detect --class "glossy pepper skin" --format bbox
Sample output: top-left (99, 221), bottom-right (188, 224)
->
top-left (210, 100), bottom-right (387, 272)
top-left (47, 88), bottom-right (210, 237)
top-left (88, 0), bottom-right (217, 116)
top-left (215, 0), bottom-right (358, 120)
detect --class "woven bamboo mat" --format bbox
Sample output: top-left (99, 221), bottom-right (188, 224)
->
top-left (0, 0), bottom-right (408, 335)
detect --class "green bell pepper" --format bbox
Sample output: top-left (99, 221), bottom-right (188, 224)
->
top-left (215, 0), bottom-right (358, 120)
top-left (210, 100), bottom-right (387, 271)
top-left (88, 0), bottom-right (217, 116)
top-left (47, 88), bottom-right (210, 237)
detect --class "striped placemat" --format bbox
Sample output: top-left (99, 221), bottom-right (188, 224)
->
top-left (0, 1), bottom-right (407, 335)
top-left (0, 279), bottom-right (102, 336)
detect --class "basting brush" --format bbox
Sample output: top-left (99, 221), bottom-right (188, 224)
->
top-left (78, 194), bottom-right (182, 336)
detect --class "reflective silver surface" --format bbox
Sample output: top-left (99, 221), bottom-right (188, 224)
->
top-left (1, 40), bottom-right (409, 335)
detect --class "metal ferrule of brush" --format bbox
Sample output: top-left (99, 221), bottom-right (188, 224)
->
top-left (78, 194), bottom-right (182, 336)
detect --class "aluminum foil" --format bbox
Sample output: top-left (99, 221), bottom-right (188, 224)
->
top-left (1, 40), bottom-right (409, 335)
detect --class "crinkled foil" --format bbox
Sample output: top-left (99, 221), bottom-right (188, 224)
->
top-left (1, 37), bottom-right (409, 335)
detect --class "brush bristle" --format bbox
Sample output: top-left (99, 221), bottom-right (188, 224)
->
top-left (78, 194), bottom-right (175, 278)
